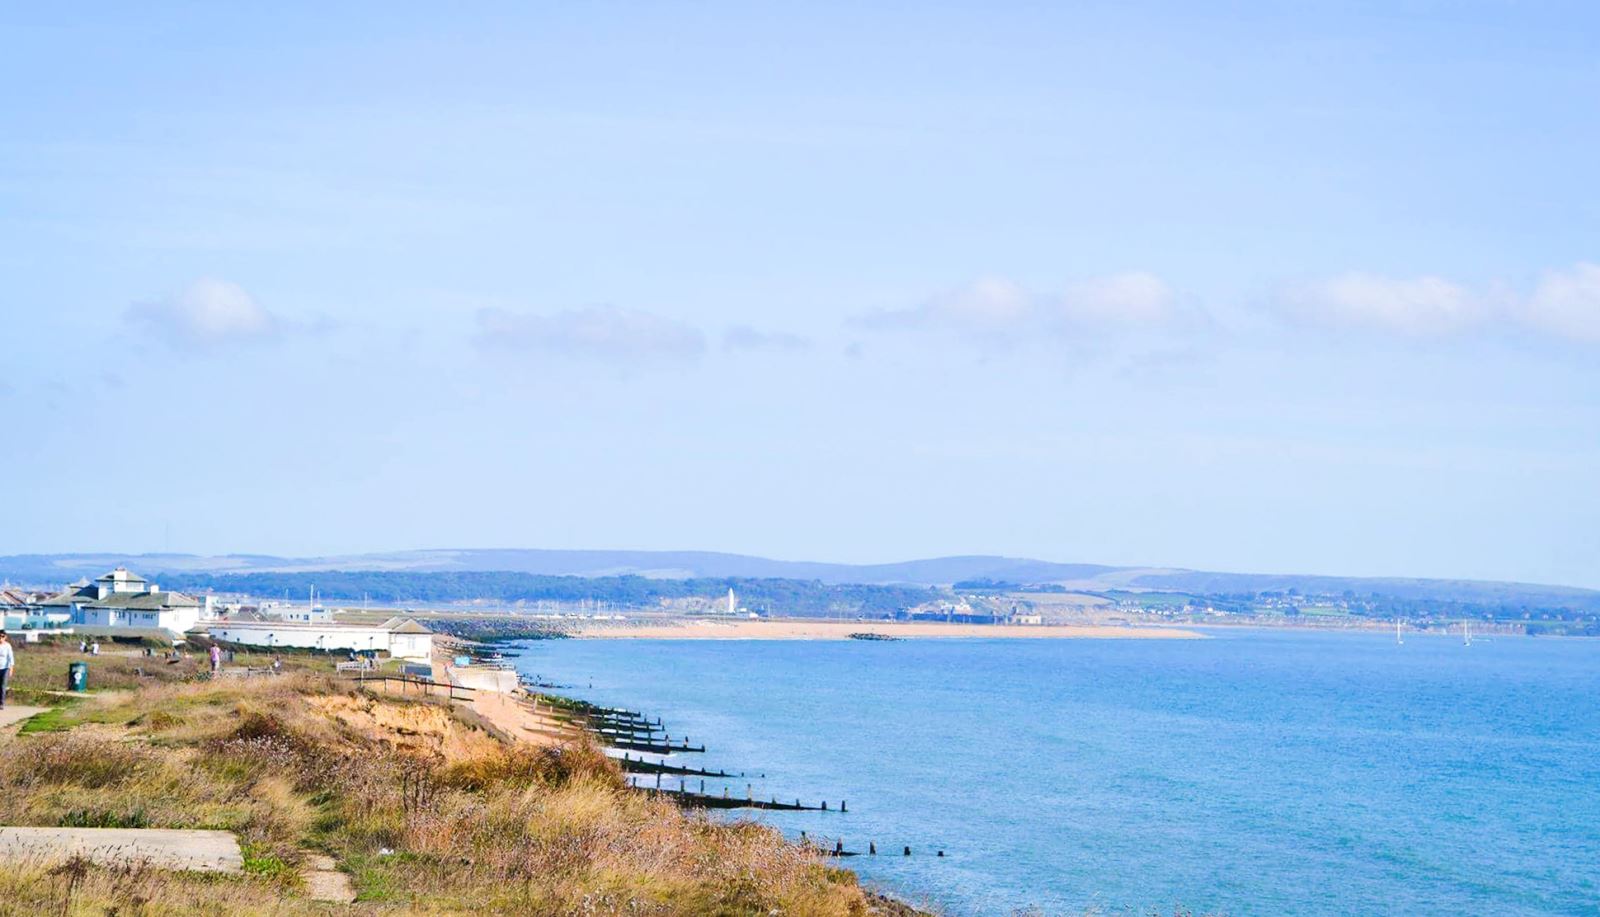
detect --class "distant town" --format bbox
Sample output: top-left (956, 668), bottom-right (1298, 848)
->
top-left (4, 561), bottom-right (1597, 645)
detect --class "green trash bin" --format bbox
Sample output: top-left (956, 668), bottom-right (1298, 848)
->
top-left (67, 661), bottom-right (88, 692)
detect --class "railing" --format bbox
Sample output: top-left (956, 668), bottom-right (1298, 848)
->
top-left (348, 671), bottom-right (477, 700)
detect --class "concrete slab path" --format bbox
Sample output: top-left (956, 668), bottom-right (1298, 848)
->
top-left (0, 706), bottom-right (47, 732)
top-left (302, 852), bottom-right (356, 902)
top-left (0, 827), bottom-right (243, 872)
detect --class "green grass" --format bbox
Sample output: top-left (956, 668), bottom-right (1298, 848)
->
top-left (16, 701), bottom-right (80, 734)
top-left (240, 843), bottom-right (296, 880)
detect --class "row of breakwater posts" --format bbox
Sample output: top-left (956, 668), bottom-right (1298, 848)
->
top-left (637, 775), bottom-right (844, 812)
top-left (525, 691), bottom-right (851, 814)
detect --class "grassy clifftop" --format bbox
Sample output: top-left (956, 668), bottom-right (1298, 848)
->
top-left (0, 648), bottom-right (896, 915)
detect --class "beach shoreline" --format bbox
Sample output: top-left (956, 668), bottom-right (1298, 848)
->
top-left (570, 618), bottom-right (1204, 640)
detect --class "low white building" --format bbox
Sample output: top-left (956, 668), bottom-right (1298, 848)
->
top-left (256, 601), bottom-right (336, 624)
top-left (39, 567), bottom-right (210, 638)
top-left (205, 615), bottom-right (434, 662)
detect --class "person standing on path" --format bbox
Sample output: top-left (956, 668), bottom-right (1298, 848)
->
top-left (0, 631), bottom-right (14, 709)
top-left (209, 643), bottom-right (222, 675)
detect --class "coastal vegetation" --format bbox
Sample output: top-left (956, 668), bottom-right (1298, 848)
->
top-left (0, 646), bottom-right (898, 915)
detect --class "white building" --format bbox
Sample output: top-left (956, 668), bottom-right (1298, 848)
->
top-left (204, 615), bottom-right (434, 662)
top-left (38, 567), bottom-right (210, 638)
top-left (256, 601), bottom-right (336, 624)
top-left (0, 587), bottom-right (66, 631)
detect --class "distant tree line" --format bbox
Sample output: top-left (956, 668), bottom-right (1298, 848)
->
top-left (160, 571), bottom-right (940, 619)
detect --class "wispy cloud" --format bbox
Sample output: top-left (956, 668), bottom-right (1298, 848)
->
top-left (1275, 263), bottom-right (1600, 343)
top-left (723, 325), bottom-right (812, 352)
top-left (856, 272), bottom-right (1180, 345)
top-left (474, 305), bottom-right (706, 363)
top-left (1277, 273), bottom-right (1485, 336)
top-left (126, 278), bottom-right (281, 347)
top-left (1058, 271), bottom-right (1176, 327)
top-left (1520, 262), bottom-right (1600, 343)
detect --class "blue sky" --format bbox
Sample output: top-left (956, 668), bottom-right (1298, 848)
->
top-left (2, 2), bottom-right (1597, 587)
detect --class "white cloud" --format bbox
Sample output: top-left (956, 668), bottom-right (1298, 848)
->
top-left (924, 277), bottom-right (1034, 330)
top-left (474, 305), bottom-right (705, 363)
top-left (1521, 262), bottom-right (1600, 342)
top-left (1279, 273), bottom-right (1484, 336)
top-left (1058, 271), bottom-right (1175, 326)
top-left (723, 325), bottom-right (812, 352)
top-left (856, 277), bottom-right (1031, 336)
top-left (126, 278), bottom-right (279, 346)
top-left (858, 273), bottom-right (1177, 343)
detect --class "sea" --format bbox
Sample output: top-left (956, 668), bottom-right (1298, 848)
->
top-left (506, 628), bottom-right (1600, 916)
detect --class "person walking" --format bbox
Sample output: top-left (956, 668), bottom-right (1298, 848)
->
top-left (208, 643), bottom-right (222, 676)
top-left (0, 631), bottom-right (14, 709)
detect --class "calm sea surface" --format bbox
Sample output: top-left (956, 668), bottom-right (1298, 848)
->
top-left (507, 629), bottom-right (1600, 916)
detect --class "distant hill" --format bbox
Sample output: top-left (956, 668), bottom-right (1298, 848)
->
top-left (2, 548), bottom-right (1597, 610)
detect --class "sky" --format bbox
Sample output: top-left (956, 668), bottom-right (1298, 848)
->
top-left (2, 2), bottom-right (1597, 587)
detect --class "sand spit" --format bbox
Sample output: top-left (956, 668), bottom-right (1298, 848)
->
top-left (572, 619), bottom-right (1204, 640)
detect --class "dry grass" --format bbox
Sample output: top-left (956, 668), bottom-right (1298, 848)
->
top-left (0, 664), bottom-right (882, 915)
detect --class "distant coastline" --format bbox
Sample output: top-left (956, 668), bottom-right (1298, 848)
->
top-left (570, 618), bottom-right (1204, 640)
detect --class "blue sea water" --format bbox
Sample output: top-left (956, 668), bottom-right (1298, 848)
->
top-left (508, 629), bottom-right (1600, 916)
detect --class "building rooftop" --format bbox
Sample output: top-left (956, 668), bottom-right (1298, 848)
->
top-left (207, 617), bottom-right (432, 634)
top-left (0, 588), bottom-right (35, 609)
top-left (85, 592), bottom-right (200, 610)
top-left (386, 618), bottom-right (433, 635)
top-left (38, 588), bottom-right (93, 607)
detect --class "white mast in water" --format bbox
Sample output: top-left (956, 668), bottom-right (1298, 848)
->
top-left (1396, 619), bottom-right (1403, 645)
top-left (1463, 620), bottom-right (1472, 646)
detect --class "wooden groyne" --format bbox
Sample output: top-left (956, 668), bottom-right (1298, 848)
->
top-left (529, 689), bottom-right (849, 818)
top-left (615, 753), bottom-right (752, 779)
top-left (609, 736), bottom-right (705, 754)
top-left (638, 780), bottom-right (845, 813)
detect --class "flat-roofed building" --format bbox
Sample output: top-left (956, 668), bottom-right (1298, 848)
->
top-left (204, 616), bottom-right (434, 662)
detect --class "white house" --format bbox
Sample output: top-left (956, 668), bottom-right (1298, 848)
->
top-left (39, 567), bottom-right (210, 638)
top-left (204, 615), bottom-right (434, 662)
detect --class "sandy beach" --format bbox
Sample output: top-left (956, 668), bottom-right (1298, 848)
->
top-left (571, 618), bottom-right (1203, 640)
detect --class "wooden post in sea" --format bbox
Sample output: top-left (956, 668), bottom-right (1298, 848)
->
top-left (699, 779), bottom-right (705, 794)
top-left (869, 842), bottom-right (876, 855)
top-left (822, 800), bottom-right (828, 811)
top-left (903, 846), bottom-right (911, 856)
top-left (841, 800), bottom-right (847, 812)
top-left (834, 840), bottom-right (843, 855)
top-left (655, 772), bottom-right (661, 789)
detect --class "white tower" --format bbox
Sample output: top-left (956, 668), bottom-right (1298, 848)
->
top-left (726, 588), bottom-right (737, 615)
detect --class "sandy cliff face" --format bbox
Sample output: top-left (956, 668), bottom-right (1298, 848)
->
top-left (308, 693), bottom-right (502, 762)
